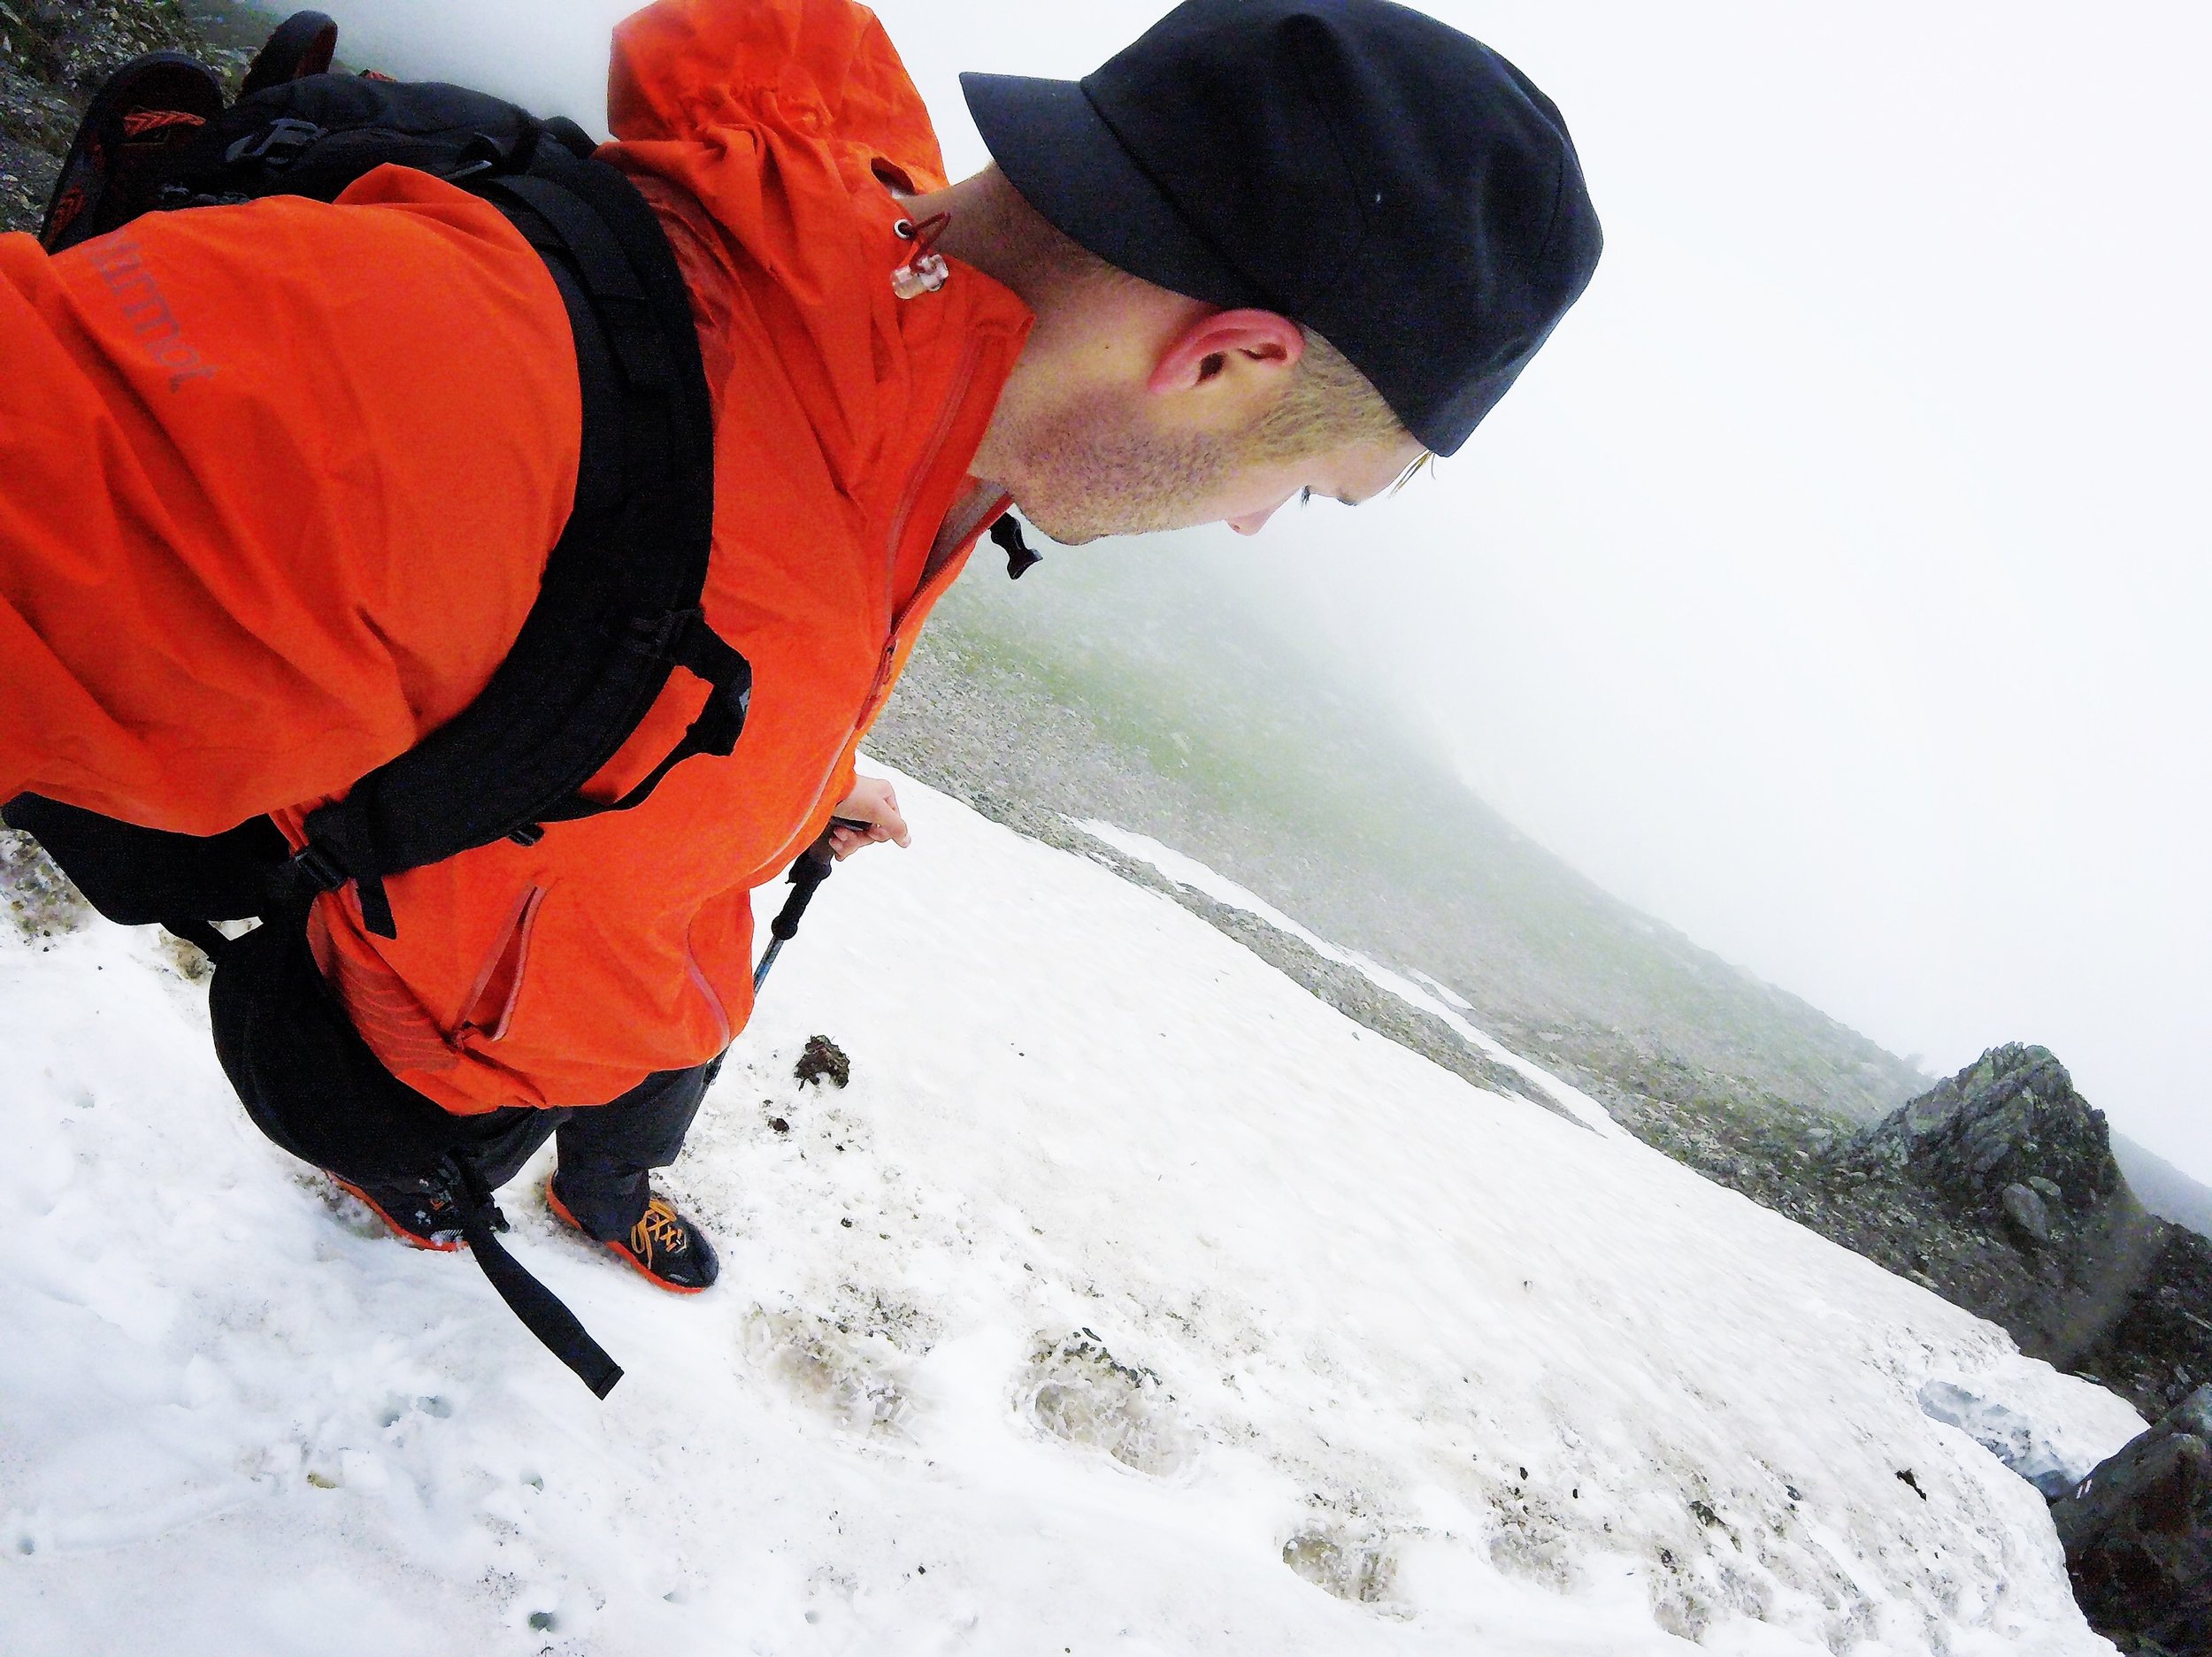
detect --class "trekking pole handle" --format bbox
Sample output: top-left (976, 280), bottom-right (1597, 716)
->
top-left (766, 817), bottom-right (872, 943)
top-left (768, 845), bottom-right (832, 943)
top-left (754, 816), bottom-right (878, 991)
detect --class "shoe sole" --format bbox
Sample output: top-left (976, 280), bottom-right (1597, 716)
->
top-left (545, 1181), bottom-right (709, 1295)
top-left (330, 1176), bottom-right (463, 1253)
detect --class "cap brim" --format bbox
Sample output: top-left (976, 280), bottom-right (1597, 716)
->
top-left (960, 72), bottom-right (1258, 311)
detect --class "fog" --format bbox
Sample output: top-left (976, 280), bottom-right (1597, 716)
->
top-left (334, 0), bottom-right (2211, 1183)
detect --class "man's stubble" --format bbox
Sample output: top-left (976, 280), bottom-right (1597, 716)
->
top-left (997, 391), bottom-right (1236, 547)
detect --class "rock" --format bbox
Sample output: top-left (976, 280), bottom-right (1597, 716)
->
top-left (0, 826), bottom-right (90, 941)
top-left (1836, 1044), bottom-right (2205, 1420)
top-left (794, 1034), bottom-right (850, 1088)
top-left (1903, 1086), bottom-right (1965, 1139)
top-left (2073, 1225), bottom-right (2212, 1421)
top-left (2002, 1182), bottom-right (2055, 1247)
top-left (1847, 1044), bottom-right (2117, 1213)
top-left (2052, 1384), bottom-right (2212, 1655)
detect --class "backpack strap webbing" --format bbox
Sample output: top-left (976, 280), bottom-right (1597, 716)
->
top-left (288, 148), bottom-right (742, 937)
top-left (445, 1156), bottom-right (623, 1398)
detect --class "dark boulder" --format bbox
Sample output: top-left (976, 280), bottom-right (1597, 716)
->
top-left (2053, 1384), bottom-right (2212, 1655)
top-left (1847, 1044), bottom-right (2117, 1214)
top-left (1834, 1046), bottom-right (2204, 1418)
top-left (2001, 1181), bottom-right (2055, 1247)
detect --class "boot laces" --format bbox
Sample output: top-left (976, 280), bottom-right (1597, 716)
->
top-left (121, 109), bottom-right (207, 138)
top-left (630, 1198), bottom-right (689, 1263)
top-left (417, 1191), bottom-right (459, 1226)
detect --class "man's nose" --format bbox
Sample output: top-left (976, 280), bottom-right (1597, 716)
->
top-left (1226, 500), bottom-right (1286, 536)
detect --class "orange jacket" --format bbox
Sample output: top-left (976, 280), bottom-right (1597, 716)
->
top-left (0, 0), bottom-right (1033, 1111)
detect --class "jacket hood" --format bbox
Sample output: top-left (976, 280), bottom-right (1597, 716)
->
top-left (603, 0), bottom-right (1025, 493)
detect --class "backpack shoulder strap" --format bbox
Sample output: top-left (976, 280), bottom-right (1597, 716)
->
top-left (41, 27), bottom-right (745, 940)
top-left (289, 142), bottom-right (742, 938)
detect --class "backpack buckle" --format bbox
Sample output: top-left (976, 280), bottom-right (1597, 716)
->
top-left (440, 132), bottom-right (517, 186)
top-left (225, 117), bottom-right (324, 168)
top-left (288, 840), bottom-right (350, 893)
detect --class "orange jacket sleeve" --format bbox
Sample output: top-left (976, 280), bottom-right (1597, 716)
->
top-left (0, 166), bottom-right (580, 834)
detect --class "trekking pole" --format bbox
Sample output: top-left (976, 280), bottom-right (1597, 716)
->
top-left (752, 817), bottom-right (872, 993)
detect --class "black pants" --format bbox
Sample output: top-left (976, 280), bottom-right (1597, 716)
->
top-left (453, 1059), bottom-right (718, 1239)
top-left (6, 794), bottom-right (718, 1239)
top-left (196, 894), bottom-right (720, 1240)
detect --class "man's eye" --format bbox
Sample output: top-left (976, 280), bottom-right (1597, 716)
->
top-left (1299, 487), bottom-right (1313, 506)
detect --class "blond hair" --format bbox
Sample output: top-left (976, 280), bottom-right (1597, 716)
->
top-left (1247, 326), bottom-right (1409, 464)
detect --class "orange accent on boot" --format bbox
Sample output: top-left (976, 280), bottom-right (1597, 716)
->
top-left (47, 186), bottom-right (86, 239)
top-left (120, 109), bottom-right (208, 137)
top-left (546, 1182), bottom-right (709, 1295)
top-left (331, 1176), bottom-right (464, 1252)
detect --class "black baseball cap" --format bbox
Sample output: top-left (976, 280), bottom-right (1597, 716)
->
top-left (962, 0), bottom-right (1601, 457)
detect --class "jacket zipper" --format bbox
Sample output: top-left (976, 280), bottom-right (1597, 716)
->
top-left (880, 336), bottom-right (985, 625)
top-left (687, 931), bottom-right (733, 1047)
top-left (763, 336), bottom-right (993, 878)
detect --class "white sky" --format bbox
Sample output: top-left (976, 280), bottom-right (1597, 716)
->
top-left (339, 0), bottom-right (2211, 1182)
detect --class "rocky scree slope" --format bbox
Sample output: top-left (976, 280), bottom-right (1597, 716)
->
top-left (0, 0), bottom-right (243, 234)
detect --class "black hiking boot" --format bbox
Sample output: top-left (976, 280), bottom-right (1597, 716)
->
top-left (331, 1172), bottom-right (466, 1253)
top-left (546, 1180), bottom-right (718, 1294)
top-left (41, 53), bottom-right (225, 252)
top-left (240, 12), bottom-right (339, 98)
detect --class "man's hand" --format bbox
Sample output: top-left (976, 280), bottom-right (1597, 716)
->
top-left (827, 776), bottom-right (910, 860)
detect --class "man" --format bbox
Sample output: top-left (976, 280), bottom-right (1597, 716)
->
top-left (0, 0), bottom-right (1597, 1307)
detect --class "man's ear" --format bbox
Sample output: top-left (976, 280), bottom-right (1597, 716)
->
top-left (1147, 308), bottom-right (1305, 395)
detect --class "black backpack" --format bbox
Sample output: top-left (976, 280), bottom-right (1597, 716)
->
top-left (6, 12), bottom-right (749, 1399)
top-left (19, 11), bottom-right (744, 942)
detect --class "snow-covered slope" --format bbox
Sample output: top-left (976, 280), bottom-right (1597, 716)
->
top-left (0, 769), bottom-right (2141, 1654)
top-left (1071, 816), bottom-right (1619, 1135)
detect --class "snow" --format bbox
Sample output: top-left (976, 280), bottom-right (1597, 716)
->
top-left (0, 767), bottom-right (2145, 1653)
top-left (1071, 817), bottom-right (1618, 1135)
top-left (1914, 1382), bottom-right (2115, 1502)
